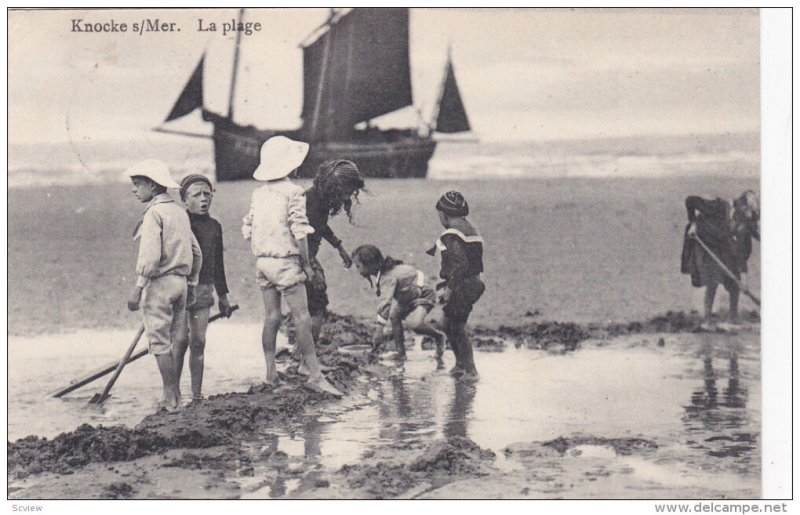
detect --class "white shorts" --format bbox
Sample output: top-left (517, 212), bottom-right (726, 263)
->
top-left (256, 256), bottom-right (307, 291)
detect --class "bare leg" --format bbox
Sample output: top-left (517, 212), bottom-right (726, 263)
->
top-left (443, 315), bottom-right (464, 375)
top-left (188, 308), bottom-right (210, 398)
top-left (454, 322), bottom-right (479, 379)
top-left (154, 353), bottom-right (180, 408)
top-left (703, 282), bottom-right (718, 323)
top-left (282, 283), bottom-right (342, 396)
top-left (167, 293), bottom-right (187, 405)
top-left (311, 312), bottom-right (325, 343)
top-left (405, 307), bottom-right (447, 359)
top-left (261, 288), bottom-right (282, 385)
top-left (728, 287), bottom-right (740, 324)
top-left (172, 318), bottom-right (189, 387)
top-left (390, 318), bottom-right (406, 359)
top-left (298, 312), bottom-right (326, 375)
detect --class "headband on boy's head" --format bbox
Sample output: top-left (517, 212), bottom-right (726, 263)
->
top-left (180, 174), bottom-right (213, 199)
top-left (436, 191), bottom-right (469, 217)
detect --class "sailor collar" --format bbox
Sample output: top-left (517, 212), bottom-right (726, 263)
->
top-left (431, 228), bottom-right (484, 253)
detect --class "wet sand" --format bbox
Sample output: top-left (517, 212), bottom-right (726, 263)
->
top-left (8, 176), bottom-right (762, 499)
top-left (8, 176), bottom-right (759, 335)
top-left (9, 313), bottom-right (760, 499)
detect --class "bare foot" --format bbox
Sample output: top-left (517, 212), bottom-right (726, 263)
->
top-left (155, 398), bottom-right (182, 413)
top-left (298, 363), bottom-right (334, 376)
top-left (699, 321), bottom-right (717, 332)
top-left (460, 370), bottom-right (480, 382)
top-left (264, 374), bottom-right (281, 387)
top-left (306, 376), bottom-right (343, 397)
top-left (435, 336), bottom-right (446, 360)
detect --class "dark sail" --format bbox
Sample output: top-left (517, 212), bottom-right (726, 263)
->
top-left (165, 55), bottom-right (204, 122)
top-left (435, 59), bottom-right (471, 133)
top-left (301, 8), bottom-right (413, 141)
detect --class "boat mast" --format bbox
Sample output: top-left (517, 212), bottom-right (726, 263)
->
top-left (227, 8), bottom-right (245, 120)
top-left (309, 9), bottom-right (337, 140)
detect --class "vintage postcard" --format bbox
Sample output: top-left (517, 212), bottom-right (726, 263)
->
top-left (6, 7), bottom-right (791, 507)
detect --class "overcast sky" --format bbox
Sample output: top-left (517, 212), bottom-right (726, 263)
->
top-left (9, 8), bottom-right (760, 145)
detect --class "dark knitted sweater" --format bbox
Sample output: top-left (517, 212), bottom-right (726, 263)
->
top-left (188, 212), bottom-right (229, 294)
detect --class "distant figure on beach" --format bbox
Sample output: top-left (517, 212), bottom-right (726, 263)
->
top-left (172, 174), bottom-right (235, 403)
top-left (351, 244), bottom-right (446, 361)
top-left (303, 159), bottom-right (365, 352)
top-left (126, 160), bottom-right (202, 411)
top-left (242, 136), bottom-right (343, 397)
top-left (681, 190), bottom-right (760, 328)
top-left (427, 191), bottom-right (485, 380)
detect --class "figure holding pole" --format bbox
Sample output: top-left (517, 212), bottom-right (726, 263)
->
top-left (681, 190), bottom-right (760, 329)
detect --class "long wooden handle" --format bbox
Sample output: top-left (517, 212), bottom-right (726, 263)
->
top-left (91, 325), bottom-right (145, 403)
top-left (691, 235), bottom-right (760, 306)
top-left (52, 305), bottom-right (239, 399)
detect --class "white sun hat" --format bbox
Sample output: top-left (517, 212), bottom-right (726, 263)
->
top-left (253, 136), bottom-right (310, 181)
top-left (126, 159), bottom-right (180, 189)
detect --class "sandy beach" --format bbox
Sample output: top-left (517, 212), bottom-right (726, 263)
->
top-left (8, 176), bottom-right (759, 335)
top-left (8, 175), bottom-right (761, 499)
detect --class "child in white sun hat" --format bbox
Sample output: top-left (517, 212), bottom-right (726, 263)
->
top-left (126, 159), bottom-right (202, 411)
top-left (242, 136), bottom-right (343, 397)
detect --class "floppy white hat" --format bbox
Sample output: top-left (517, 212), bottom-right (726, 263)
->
top-left (253, 136), bottom-right (310, 181)
top-left (126, 159), bottom-right (180, 189)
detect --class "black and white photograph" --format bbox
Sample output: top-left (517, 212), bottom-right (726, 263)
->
top-left (6, 6), bottom-right (792, 505)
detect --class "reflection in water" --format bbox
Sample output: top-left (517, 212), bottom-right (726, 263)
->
top-left (303, 417), bottom-right (323, 460)
top-left (259, 434), bottom-right (288, 499)
top-left (377, 373), bottom-right (439, 443)
top-left (444, 380), bottom-right (476, 439)
top-left (682, 335), bottom-right (756, 466)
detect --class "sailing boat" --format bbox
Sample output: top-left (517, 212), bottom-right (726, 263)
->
top-left (159, 8), bottom-right (471, 181)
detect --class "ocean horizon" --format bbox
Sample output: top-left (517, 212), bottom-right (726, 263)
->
top-left (8, 131), bottom-right (759, 188)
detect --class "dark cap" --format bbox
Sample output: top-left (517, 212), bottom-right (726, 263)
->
top-left (436, 190), bottom-right (469, 217)
top-left (180, 174), bottom-right (213, 199)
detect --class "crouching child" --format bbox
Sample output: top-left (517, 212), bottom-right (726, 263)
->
top-left (352, 244), bottom-right (446, 361)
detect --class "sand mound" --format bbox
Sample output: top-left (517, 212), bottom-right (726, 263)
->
top-left (475, 309), bottom-right (760, 352)
top-left (339, 436), bottom-right (495, 498)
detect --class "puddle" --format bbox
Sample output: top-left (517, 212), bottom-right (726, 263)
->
top-left (9, 325), bottom-right (760, 497)
top-left (8, 323), bottom-right (289, 440)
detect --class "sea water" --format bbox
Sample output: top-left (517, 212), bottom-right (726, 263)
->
top-left (8, 325), bottom-right (760, 497)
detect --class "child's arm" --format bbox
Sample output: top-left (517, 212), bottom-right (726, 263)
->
top-left (318, 223), bottom-right (352, 268)
top-left (135, 210), bottom-right (162, 286)
top-left (376, 275), bottom-right (398, 322)
top-left (241, 200), bottom-right (254, 241)
top-left (187, 233), bottom-right (203, 306)
top-left (288, 186), bottom-right (316, 279)
top-left (296, 236), bottom-right (317, 286)
top-left (129, 211), bottom-right (161, 311)
top-left (214, 223), bottom-right (233, 316)
top-left (288, 187), bottom-right (314, 242)
top-left (439, 234), bottom-right (469, 293)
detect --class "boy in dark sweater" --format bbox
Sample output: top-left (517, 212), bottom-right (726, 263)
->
top-left (429, 191), bottom-right (485, 379)
top-left (173, 174), bottom-right (234, 402)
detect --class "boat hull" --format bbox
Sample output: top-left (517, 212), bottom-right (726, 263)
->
top-left (212, 124), bottom-right (436, 181)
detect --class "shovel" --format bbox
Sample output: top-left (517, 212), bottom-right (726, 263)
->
top-left (87, 305), bottom-right (239, 405)
top-left (691, 235), bottom-right (760, 307)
